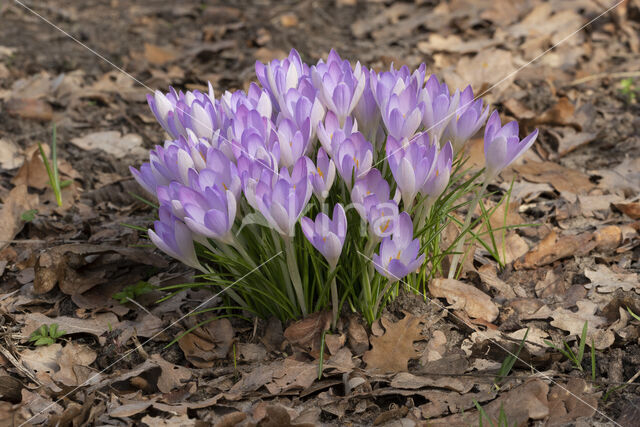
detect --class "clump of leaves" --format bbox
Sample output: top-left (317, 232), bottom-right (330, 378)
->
top-left (544, 321), bottom-right (595, 381)
top-left (113, 281), bottom-right (156, 304)
top-left (619, 78), bottom-right (638, 103)
top-left (28, 323), bottom-right (66, 346)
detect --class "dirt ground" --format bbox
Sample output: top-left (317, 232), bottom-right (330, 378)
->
top-left (1, 0), bottom-right (640, 425)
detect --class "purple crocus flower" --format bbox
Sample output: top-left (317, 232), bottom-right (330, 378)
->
top-left (317, 111), bottom-right (358, 156)
top-left (157, 182), bottom-right (187, 219)
top-left (334, 132), bottom-right (373, 187)
top-left (149, 206), bottom-right (205, 272)
top-left (385, 132), bottom-right (437, 208)
top-left (279, 86), bottom-right (325, 142)
top-left (301, 203), bottom-right (347, 268)
top-left (421, 75), bottom-right (460, 142)
top-left (380, 79), bottom-right (424, 140)
top-left (311, 49), bottom-right (366, 125)
top-left (276, 118), bottom-right (311, 169)
top-left (130, 162), bottom-right (158, 195)
top-left (221, 83), bottom-right (273, 120)
top-left (367, 199), bottom-right (400, 239)
top-left (309, 148), bottom-right (336, 202)
top-left (178, 184), bottom-right (237, 244)
top-left (483, 111), bottom-right (539, 181)
top-left (444, 85), bottom-right (490, 153)
top-left (351, 168), bottom-right (391, 220)
top-left (255, 49), bottom-right (309, 114)
top-left (353, 67), bottom-right (380, 143)
top-left (369, 63), bottom-right (426, 112)
top-left (421, 141), bottom-right (453, 203)
top-left (372, 212), bottom-right (425, 282)
top-left (255, 157), bottom-right (312, 236)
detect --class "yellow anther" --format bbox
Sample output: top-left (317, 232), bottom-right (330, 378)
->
top-left (317, 167), bottom-right (324, 178)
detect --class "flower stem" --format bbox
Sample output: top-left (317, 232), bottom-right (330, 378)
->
top-left (329, 268), bottom-right (338, 329)
top-left (447, 180), bottom-right (489, 279)
top-left (283, 236), bottom-right (307, 316)
top-left (373, 278), bottom-right (394, 316)
top-left (271, 229), bottom-right (296, 309)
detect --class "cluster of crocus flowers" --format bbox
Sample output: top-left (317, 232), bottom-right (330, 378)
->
top-left (131, 49), bottom-right (538, 321)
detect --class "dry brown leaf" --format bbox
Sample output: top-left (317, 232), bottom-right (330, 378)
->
top-left (614, 202), bottom-right (640, 220)
top-left (144, 43), bottom-right (179, 66)
top-left (12, 144), bottom-right (52, 190)
top-left (391, 372), bottom-right (467, 393)
top-left (266, 358), bottom-right (316, 394)
top-left (417, 34), bottom-right (498, 54)
top-left (0, 138), bottom-right (23, 170)
top-left (547, 378), bottom-right (599, 426)
top-left (550, 300), bottom-right (613, 350)
top-left (5, 98), bottom-right (53, 121)
top-left (34, 243), bottom-right (167, 295)
top-left (512, 161), bottom-right (594, 194)
top-left (585, 265), bottom-right (638, 294)
top-left (428, 278), bottom-right (499, 322)
top-left (0, 184), bottom-right (39, 251)
top-left (433, 379), bottom-right (549, 425)
top-left (141, 414), bottom-right (195, 427)
top-left (447, 49), bottom-right (516, 94)
top-left (70, 131), bottom-right (146, 159)
top-left (178, 318), bottom-right (234, 368)
top-left (150, 354), bottom-right (192, 393)
top-left (515, 230), bottom-right (596, 269)
top-left (52, 342), bottom-right (97, 387)
top-left (283, 311), bottom-right (331, 356)
top-left (363, 314), bottom-right (424, 373)
top-left (536, 97), bottom-right (576, 127)
top-left (347, 316), bottom-right (369, 355)
top-left (594, 225), bottom-right (622, 251)
top-left (21, 312), bottom-right (118, 346)
top-left (477, 264), bottom-right (517, 299)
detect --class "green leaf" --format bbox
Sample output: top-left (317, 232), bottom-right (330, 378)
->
top-left (34, 337), bottom-right (54, 346)
top-left (21, 209), bottom-right (38, 222)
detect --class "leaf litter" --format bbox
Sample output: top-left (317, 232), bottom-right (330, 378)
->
top-left (1, 0), bottom-right (639, 425)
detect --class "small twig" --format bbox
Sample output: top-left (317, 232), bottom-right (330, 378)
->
top-left (0, 340), bottom-right (41, 386)
top-left (126, 297), bottom-right (152, 316)
top-left (131, 334), bottom-right (149, 360)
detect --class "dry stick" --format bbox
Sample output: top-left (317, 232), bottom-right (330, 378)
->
top-left (447, 180), bottom-right (489, 279)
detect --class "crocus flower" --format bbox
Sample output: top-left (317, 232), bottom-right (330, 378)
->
top-left (444, 85), bottom-right (490, 153)
top-left (149, 206), bottom-right (205, 272)
top-left (367, 200), bottom-right (400, 239)
top-left (255, 157), bottom-right (312, 236)
top-left (369, 63), bottom-right (426, 112)
top-left (221, 83), bottom-right (272, 120)
top-left (386, 132), bottom-right (437, 208)
top-left (309, 148), bottom-right (336, 202)
top-left (276, 118), bottom-right (311, 169)
top-left (301, 203), bottom-right (347, 268)
top-left (130, 162), bottom-right (158, 195)
top-left (178, 185), bottom-right (237, 244)
top-left (421, 75), bottom-right (460, 142)
top-left (334, 132), bottom-right (373, 187)
top-left (372, 212), bottom-right (425, 282)
top-left (351, 168), bottom-right (392, 220)
top-left (483, 111), bottom-right (539, 181)
top-left (279, 86), bottom-right (325, 142)
top-left (255, 49), bottom-right (309, 114)
top-left (353, 68), bottom-right (380, 143)
top-left (421, 141), bottom-right (453, 203)
top-left (317, 111), bottom-right (358, 156)
top-left (311, 49), bottom-right (366, 125)
top-left (380, 79), bottom-right (424, 140)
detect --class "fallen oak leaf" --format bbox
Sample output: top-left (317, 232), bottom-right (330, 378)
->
top-left (614, 201), bottom-right (640, 220)
top-left (428, 278), bottom-right (499, 323)
top-left (363, 314), bottom-right (424, 373)
top-left (0, 184), bottom-right (39, 251)
top-left (515, 230), bottom-right (596, 269)
top-left (283, 311), bottom-right (331, 357)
